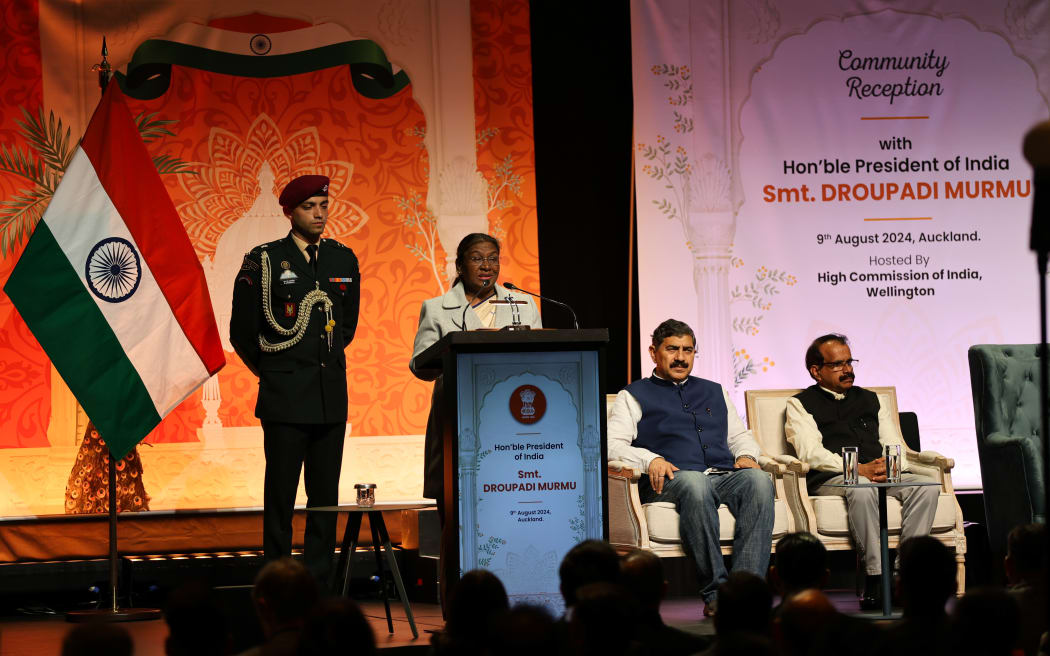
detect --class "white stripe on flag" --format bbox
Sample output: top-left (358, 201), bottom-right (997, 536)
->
top-left (43, 148), bottom-right (210, 416)
top-left (166, 22), bottom-right (379, 59)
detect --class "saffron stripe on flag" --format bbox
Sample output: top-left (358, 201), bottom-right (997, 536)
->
top-left (79, 89), bottom-right (225, 377)
top-left (5, 221), bottom-right (161, 455)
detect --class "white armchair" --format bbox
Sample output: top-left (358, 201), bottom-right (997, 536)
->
top-left (744, 387), bottom-right (967, 592)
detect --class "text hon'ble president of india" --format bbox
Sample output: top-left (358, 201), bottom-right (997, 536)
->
top-left (608, 318), bottom-right (774, 616)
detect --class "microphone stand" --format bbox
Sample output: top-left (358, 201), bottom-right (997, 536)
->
top-left (502, 282), bottom-right (579, 329)
top-left (1022, 121), bottom-right (1049, 633)
top-left (459, 279), bottom-right (491, 331)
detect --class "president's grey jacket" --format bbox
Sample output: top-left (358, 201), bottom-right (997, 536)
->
top-left (409, 281), bottom-right (542, 499)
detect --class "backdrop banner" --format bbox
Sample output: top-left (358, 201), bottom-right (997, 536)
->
top-left (0, 0), bottom-right (538, 518)
top-left (632, 0), bottom-right (1050, 487)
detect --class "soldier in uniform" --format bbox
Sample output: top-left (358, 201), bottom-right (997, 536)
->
top-left (230, 174), bottom-right (360, 585)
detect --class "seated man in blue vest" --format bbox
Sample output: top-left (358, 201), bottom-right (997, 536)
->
top-left (608, 319), bottom-right (775, 617)
top-left (784, 333), bottom-right (940, 610)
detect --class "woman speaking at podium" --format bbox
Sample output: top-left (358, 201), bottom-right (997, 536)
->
top-left (409, 233), bottom-right (542, 510)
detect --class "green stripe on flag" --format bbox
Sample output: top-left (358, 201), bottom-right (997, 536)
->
top-left (4, 222), bottom-right (161, 459)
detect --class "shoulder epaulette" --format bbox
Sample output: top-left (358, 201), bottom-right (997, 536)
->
top-left (323, 238), bottom-right (350, 250)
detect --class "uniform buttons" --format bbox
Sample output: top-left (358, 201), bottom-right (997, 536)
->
top-left (683, 403), bottom-right (690, 409)
top-left (702, 445), bottom-right (708, 450)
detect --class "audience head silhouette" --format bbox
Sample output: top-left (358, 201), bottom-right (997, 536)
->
top-left (896, 535), bottom-right (956, 619)
top-left (715, 571), bottom-right (773, 637)
top-left (618, 548), bottom-right (667, 617)
top-left (251, 558), bottom-right (318, 638)
top-left (558, 539), bottom-right (620, 608)
top-left (298, 596), bottom-right (376, 656)
top-left (1006, 522), bottom-right (1047, 585)
top-left (772, 531), bottom-right (829, 596)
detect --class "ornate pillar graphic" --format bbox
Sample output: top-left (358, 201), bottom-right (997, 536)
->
top-left (459, 425), bottom-right (480, 568)
top-left (426, 0), bottom-right (489, 282)
top-left (581, 423), bottom-right (601, 536)
top-left (683, 0), bottom-right (739, 385)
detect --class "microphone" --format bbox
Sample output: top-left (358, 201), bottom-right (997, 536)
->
top-left (502, 281), bottom-right (579, 329)
top-left (459, 279), bottom-right (491, 331)
top-left (1024, 120), bottom-right (1050, 257)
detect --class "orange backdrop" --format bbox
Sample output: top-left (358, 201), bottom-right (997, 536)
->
top-left (0, 0), bottom-right (537, 451)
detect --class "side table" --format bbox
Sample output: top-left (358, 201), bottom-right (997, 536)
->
top-left (311, 502), bottom-right (435, 638)
top-left (825, 481), bottom-right (941, 617)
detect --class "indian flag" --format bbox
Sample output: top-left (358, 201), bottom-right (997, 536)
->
top-left (3, 84), bottom-right (225, 459)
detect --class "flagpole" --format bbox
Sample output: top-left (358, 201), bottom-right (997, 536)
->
top-left (99, 38), bottom-right (121, 614)
top-left (108, 446), bottom-right (119, 613)
top-left (67, 38), bottom-right (161, 623)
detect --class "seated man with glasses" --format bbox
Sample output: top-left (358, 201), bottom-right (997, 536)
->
top-left (784, 333), bottom-right (940, 610)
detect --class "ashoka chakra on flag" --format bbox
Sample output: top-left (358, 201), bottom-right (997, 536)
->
top-left (85, 237), bottom-right (142, 303)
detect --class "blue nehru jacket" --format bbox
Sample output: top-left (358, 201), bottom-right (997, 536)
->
top-left (625, 375), bottom-right (735, 471)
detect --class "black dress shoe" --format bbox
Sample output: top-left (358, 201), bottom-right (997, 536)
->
top-left (860, 574), bottom-right (881, 611)
top-left (860, 591), bottom-right (880, 611)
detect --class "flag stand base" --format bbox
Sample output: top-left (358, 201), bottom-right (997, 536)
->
top-left (64, 445), bottom-right (161, 624)
top-left (66, 608), bottom-right (162, 623)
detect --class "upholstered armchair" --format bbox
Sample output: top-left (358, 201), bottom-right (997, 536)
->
top-left (744, 387), bottom-right (967, 591)
top-left (968, 344), bottom-right (1046, 557)
top-left (606, 396), bottom-right (797, 558)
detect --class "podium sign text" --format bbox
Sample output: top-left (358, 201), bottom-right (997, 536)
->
top-left (455, 350), bottom-right (603, 612)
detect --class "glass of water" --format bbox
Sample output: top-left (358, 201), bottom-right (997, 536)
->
top-left (884, 445), bottom-right (902, 483)
top-left (842, 447), bottom-right (859, 485)
top-left (355, 483), bottom-right (376, 507)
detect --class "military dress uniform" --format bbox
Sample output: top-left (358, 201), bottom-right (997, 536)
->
top-left (230, 232), bottom-right (360, 583)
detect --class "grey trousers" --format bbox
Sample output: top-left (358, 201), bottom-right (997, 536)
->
top-left (816, 472), bottom-right (939, 575)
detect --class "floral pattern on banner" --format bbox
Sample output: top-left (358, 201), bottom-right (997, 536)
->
top-left (472, 0), bottom-right (539, 294)
top-left (123, 63), bottom-right (432, 440)
top-left (0, 0), bottom-right (47, 448)
top-left (177, 113), bottom-right (363, 258)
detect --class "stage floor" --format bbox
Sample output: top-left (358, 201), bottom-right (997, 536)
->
top-left (0, 589), bottom-right (901, 656)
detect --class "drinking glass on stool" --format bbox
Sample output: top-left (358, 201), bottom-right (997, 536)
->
top-left (842, 446), bottom-right (859, 484)
top-left (355, 483), bottom-right (376, 507)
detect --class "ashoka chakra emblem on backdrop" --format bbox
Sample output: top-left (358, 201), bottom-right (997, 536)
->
top-left (85, 237), bottom-right (142, 303)
top-left (249, 34), bottom-right (272, 55)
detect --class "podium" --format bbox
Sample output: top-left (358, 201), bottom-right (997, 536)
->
top-left (414, 329), bottom-right (609, 611)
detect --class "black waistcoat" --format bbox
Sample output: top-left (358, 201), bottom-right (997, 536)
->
top-left (794, 385), bottom-right (882, 489)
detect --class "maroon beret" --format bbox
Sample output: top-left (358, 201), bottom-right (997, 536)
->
top-left (279, 175), bottom-right (329, 212)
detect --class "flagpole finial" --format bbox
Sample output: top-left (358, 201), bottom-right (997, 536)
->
top-left (92, 36), bottom-right (112, 93)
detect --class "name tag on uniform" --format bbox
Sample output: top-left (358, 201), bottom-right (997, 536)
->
top-left (280, 269), bottom-right (298, 285)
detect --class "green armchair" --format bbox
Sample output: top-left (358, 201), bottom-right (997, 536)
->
top-left (967, 344), bottom-right (1046, 557)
